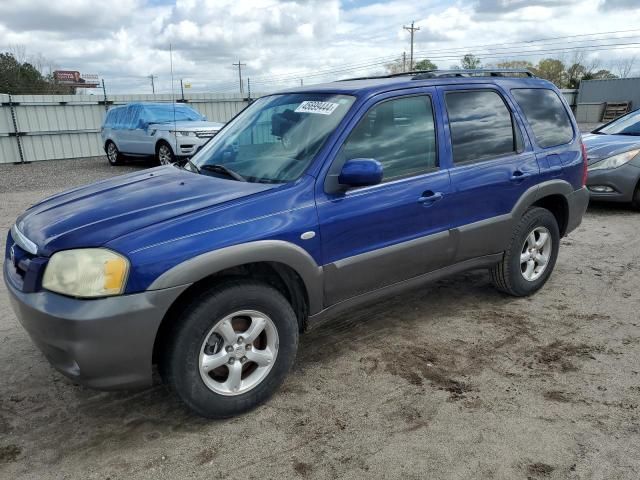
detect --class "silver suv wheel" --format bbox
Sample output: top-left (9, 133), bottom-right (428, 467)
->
top-left (106, 142), bottom-right (119, 164)
top-left (158, 144), bottom-right (174, 165)
top-left (199, 310), bottom-right (279, 396)
top-left (520, 226), bottom-right (551, 282)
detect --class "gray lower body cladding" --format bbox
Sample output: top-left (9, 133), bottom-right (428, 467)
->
top-left (5, 268), bottom-right (188, 390)
top-left (587, 164), bottom-right (640, 203)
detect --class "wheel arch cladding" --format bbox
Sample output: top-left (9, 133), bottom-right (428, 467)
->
top-left (149, 241), bottom-right (323, 358)
top-left (512, 179), bottom-right (573, 236)
top-left (152, 261), bottom-right (311, 365)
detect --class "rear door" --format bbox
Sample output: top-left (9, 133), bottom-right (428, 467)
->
top-left (436, 85), bottom-right (540, 262)
top-left (510, 88), bottom-right (581, 188)
top-left (316, 89), bottom-right (455, 305)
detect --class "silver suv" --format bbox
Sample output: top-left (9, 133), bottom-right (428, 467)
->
top-left (101, 103), bottom-right (223, 165)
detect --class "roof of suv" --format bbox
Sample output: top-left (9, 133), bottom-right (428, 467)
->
top-left (278, 70), bottom-right (556, 98)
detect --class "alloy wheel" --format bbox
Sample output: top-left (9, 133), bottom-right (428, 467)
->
top-left (198, 310), bottom-right (279, 396)
top-left (107, 143), bottom-right (118, 164)
top-left (520, 226), bottom-right (552, 282)
top-left (158, 145), bottom-right (174, 165)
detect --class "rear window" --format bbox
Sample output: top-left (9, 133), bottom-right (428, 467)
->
top-left (445, 90), bottom-right (518, 164)
top-left (511, 88), bottom-right (574, 148)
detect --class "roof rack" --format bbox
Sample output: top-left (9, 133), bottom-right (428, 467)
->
top-left (412, 69), bottom-right (535, 79)
top-left (338, 68), bottom-right (534, 82)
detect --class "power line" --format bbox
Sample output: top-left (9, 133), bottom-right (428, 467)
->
top-left (245, 28), bottom-right (640, 83)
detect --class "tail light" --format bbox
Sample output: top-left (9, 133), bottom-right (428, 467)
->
top-left (580, 140), bottom-right (588, 186)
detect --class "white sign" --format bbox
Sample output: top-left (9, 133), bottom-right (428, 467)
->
top-left (295, 101), bottom-right (339, 115)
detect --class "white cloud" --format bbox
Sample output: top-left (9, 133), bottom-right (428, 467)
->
top-left (0, 0), bottom-right (639, 94)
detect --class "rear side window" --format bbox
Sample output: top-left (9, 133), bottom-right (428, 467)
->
top-left (339, 95), bottom-right (437, 181)
top-left (445, 90), bottom-right (517, 164)
top-left (511, 88), bottom-right (574, 148)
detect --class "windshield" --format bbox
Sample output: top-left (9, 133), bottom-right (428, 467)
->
top-left (596, 109), bottom-right (640, 136)
top-left (191, 93), bottom-right (355, 183)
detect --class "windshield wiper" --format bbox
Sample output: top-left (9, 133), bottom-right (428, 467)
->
top-left (200, 164), bottom-right (247, 182)
top-left (178, 157), bottom-right (200, 173)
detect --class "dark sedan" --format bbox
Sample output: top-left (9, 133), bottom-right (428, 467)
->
top-left (583, 109), bottom-right (640, 209)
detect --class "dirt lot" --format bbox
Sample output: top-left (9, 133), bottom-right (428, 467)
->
top-left (0, 157), bottom-right (639, 480)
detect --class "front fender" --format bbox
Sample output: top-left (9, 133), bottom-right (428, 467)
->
top-left (148, 240), bottom-right (324, 314)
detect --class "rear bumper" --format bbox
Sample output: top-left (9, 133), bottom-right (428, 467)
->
top-left (565, 186), bottom-right (590, 235)
top-left (4, 264), bottom-right (188, 390)
top-left (586, 163), bottom-right (640, 203)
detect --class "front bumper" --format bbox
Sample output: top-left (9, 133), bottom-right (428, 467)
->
top-left (4, 264), bottom-right (188, 390)
top-left (586, 163), bottom-right (640, 203)
top-left (565, 186), bottom-right (590, 235)
top-left (175, 135), bottom-right (213, 157)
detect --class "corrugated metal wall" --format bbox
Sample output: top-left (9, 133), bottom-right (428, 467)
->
top-left (577, 78), bottom-right (640, 107)
top-left (0, 93), bottom-right (253, 164)
top-left (575, 77), bottom-right (640, 123)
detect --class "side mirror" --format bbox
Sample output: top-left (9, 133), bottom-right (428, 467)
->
top-left (338, 158), bottom-right (383, 188)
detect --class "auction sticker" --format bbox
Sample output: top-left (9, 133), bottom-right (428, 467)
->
top-left (295, 101), bottom-right (339, 115)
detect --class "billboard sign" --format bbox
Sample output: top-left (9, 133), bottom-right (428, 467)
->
top-left (53, 71), bottom-right (100, 88)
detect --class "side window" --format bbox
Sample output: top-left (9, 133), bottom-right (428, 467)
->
top-left (445, 90), bottom-right (518, 164)
top-left (339, 95), bottom-right (437, 182)
top-left (511, 88), bottom-right (574, 148)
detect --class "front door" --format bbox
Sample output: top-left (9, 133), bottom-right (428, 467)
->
top-left (316, 90), bottom-right (455, 306)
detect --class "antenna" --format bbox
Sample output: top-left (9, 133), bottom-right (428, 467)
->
top-left (170, 43), bottom-right (177, 152)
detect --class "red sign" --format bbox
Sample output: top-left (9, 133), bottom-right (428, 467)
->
top-left (53, 71), bottom-right (99, 88)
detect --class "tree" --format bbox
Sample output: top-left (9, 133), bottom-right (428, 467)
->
top-left (0, 49), bottom-right (73, 95)
top-left (584, 69), bottom-right (618, 81)
top-left (414, 59), bottom-right (438, 71)
top-left (495, 60), bottom-right (535, 70)
top-left (614, 55), bottom-right (637, 78)
top-left (566, 63), bottom-right (587, 88)
top-left (535, 58), bottom-right (566, 87)
top-left (385, 56), bottom-right (407, 74)
top-left (461, 54), bottom-right (481, 69)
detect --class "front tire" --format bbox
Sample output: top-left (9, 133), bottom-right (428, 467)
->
top-left (156, 142), bottom-right (176, 165)
top-left (491, 207), bottom-right (560, 296)
top-left (160, 281), bottom-right (298, 418)
top-left (632, 181), bottom-right (640, 211)
top-left (105, 141), bottom-right (123, 166)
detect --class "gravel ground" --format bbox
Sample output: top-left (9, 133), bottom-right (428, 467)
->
top-left (0, 157), bottom-right (639, 480)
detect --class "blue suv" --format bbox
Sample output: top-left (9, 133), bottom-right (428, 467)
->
top-left (4, 70), bottom-right (589, 417)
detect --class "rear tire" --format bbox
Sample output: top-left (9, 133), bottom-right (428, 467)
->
top-left (491, 207), bottom-right (560, 296)
top-left (105, 141), bottom-right (123, 166)
top-left (160, 281), bottom-right (298, 418)
top-left (156, 142), bottom-right (176, 165)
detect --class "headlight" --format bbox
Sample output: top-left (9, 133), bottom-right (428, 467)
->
top-left (171, 130), bottom-right (196, 137)
top-left (42, 249), bottom-right (129, 298)
top-left (589, 149), bottom-right (640, 171)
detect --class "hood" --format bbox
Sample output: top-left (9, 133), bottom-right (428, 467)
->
top-left (151, 120), bottom-right (224, 131)
top-left (17, 166), bottom-right (274, 256)
top-left (582, 133), bottom-right (640, 165)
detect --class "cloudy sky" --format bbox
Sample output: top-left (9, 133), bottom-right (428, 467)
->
top-left (1, 0), bottom-right (639, 94)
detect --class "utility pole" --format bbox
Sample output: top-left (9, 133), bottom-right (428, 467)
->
top-left (300, 78), bottom-right (303, 86)
top-left (101, 79), bottom-right (108, 112)
top-left (232, 60), bottom-right (246, 97)
top-left (247, 78), bottom-right (251, 100)
top-left (180, 79), bottom-right (185, 101)
top-left (403, 21), bottom-right (420, 71)
top-left (402, 51), bottom-right (407, 72)
top-left (148, 74), bottom-right (158, 95)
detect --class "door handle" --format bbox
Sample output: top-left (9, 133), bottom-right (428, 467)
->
top-left (418, 191), bottom-right (443, 205)
top-left (510, 170), bottom-right (532, 182)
